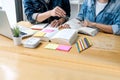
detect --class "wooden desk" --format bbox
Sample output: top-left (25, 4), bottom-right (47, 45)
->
top-left (0, 21), bottom-right (120, 80)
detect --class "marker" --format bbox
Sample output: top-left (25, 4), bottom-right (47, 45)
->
top-left (81, 38), bottom-right (87, 49)
top-left (86, 37), bottom-right (93, 46)
top-left (85, 37), bottom-right (91, 47)
top-left (77, 40), bottom-right (82, 51)
top-left (79, 38), bottom-right (85, 50)
top-left (84, 38), bottom-right (90, 48)
top-left (75, 42), bottom-right (80, 53)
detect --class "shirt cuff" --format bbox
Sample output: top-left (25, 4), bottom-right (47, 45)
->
top-left (76, 17), bottom-right (83, 21)
top-left (32, 13), bottom-right (39, 20)
top-left (112, 25), bottom-right (120, 35)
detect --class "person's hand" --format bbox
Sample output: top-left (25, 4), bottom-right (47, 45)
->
top-left (83, 20), bottom-right (91, 27)
top-left (50, 19), bottom-right (61, 27)
top-left (58, 24), bottom-right (70, 29)
top-left (83, 20), bottom-right (96, 27)
top-left (50, 6), bottom-right (66, 17)
top-left (50, 18), bottom-right (66, 27)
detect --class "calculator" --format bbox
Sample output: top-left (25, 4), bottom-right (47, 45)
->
top-left (22, 37), bottom-right (41, 48)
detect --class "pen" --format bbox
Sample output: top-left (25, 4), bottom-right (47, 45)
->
top-left (44, 23), bottom-right (49, 28)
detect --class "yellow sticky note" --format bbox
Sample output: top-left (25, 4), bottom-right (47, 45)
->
top-left (33, 31), bottom-right (46, 37)
top-left (45, 43), bottom-right (59, 50)
top-left (28, 29), bottom-right (38, 34)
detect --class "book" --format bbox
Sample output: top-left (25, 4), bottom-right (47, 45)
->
top-left (33, 27), bottom-right (78, 45)
top-left (63, 18), bottom-right (98, 36)
top-left (50, 29), bottom-right (78, 45)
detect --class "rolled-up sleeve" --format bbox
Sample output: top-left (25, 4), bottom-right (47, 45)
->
top-left (23, 0), bottom-right (37, 24)
top-left (112, 12), bottom-right (120, 35)
top-left (112, 25), bottom-right (120, 35)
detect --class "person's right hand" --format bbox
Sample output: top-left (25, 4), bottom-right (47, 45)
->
top-left (50, 6), bottom-right (66, 17)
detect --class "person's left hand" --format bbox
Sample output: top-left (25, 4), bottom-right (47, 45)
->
top-left (83, 20), bottom-right (93, 27)
top-left (50, 19), bottom-right (61, 27)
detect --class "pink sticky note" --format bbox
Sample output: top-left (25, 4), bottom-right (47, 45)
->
top-left (56, 45), bottom-right (72, 52)
top-left (43, 29), bottom-right (54, 33)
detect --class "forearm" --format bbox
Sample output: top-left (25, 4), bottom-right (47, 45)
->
top-left (92, 22), bottom-right (113, 33)
top-left (36, 11), bottom-right (51, 22)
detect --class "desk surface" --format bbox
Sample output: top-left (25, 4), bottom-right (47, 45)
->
top-left (0, 21), bottom-right (120, 80)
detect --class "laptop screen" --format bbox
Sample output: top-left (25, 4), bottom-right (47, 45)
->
top-left (0, 10), bottom-right (13, 39)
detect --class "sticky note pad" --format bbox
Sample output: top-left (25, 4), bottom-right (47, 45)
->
top-left (33, 31), bottom-right (46, 37)
top-left (43, 29), bottom-right (54, 33)
top-left (45, 43), bottom-right (59, 50)
top-left (27, 29), bottom-right (38, 34)
top-left (56, 45), bottom-right (72, 52)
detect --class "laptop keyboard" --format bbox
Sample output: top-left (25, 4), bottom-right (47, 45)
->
top-left (20, 31), bottom-right (27, 35)
top-left (17, 25), bottom-right (36, 38)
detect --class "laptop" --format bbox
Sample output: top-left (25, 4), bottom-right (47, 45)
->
top-left (0, 10), bottom-right (35, 39)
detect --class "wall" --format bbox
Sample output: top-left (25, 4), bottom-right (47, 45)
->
top-left (70, 0), bottom-right (83, 19)
top-left (0, 0), bottom-right (17, 26)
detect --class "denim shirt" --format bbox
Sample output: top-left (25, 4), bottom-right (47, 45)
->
top-left (77, 0), bottom-right (120, 35)
top-left (23, 0), bottom-right (70, 24)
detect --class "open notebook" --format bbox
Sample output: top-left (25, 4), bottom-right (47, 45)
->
top-left (63, 18), bottom-right (98, 36)
top-left (33, 27), bottom-right (78, 45)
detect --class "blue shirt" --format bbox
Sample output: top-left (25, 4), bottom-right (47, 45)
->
top-left (77, 0), bottom-right (120, 35)
top-left (23, 0), bottom-right (70, 24)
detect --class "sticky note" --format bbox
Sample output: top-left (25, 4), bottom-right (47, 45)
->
top-left (27, 29), bottom-right (38, 34)
top-left (56, 45), bottom-right (72, 52)
top-left (33, 31), bottom-right (46, 37)
top-left (43, 29), bottom-right (54, 33)
top-left (45, 43), bottom-right (59, 49)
